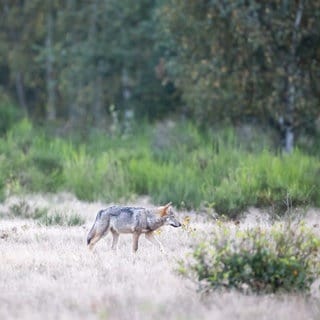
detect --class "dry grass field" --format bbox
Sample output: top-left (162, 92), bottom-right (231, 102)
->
top-left (1, 194), bottom-right (319, 320)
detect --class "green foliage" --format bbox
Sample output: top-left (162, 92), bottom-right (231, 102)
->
top-left (8, 200), bottom-right (84, 226)
top-left (9, 200), bottom-right (36, 219)
top-left (0, 119), bottom-right (65, 194)
top-left (0, 104), bottom-right (22, 134)
top-left (63, 147), bottom-right (132, 202)
top-left (38, 211), bottom-right (84, 227)
top-left (1, 1), bottom-right (320, 154)
top-left (1, 119), bottom-right (320, 216)
top-left (179, 221), bottom-right (320, 294)
top-left (129, 156), bottom-right (204, 208)
top-left (0, 1), bottom-right (176, 123)
top-left (158, 0), bottom-right (320, 139)
top-left (213, 150), bottom-right (320, 217)
top-left (0, 1), bottom-right (320, 154)
top-left (0, 154), bottom-right (6, 202)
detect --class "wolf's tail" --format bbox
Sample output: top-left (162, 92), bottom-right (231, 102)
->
top-left (87, 209), bottom-right (110, 247)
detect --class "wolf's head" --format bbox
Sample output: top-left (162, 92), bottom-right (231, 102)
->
top-left (158, 202), bottom-right (181, 228)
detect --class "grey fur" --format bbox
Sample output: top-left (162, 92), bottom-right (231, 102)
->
top-left (87, 203), bottom-right (181, 252)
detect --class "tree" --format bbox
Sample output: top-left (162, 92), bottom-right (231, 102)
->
top-left (0, 1), bottom-right (176, 126)
top-left (50, 0), bottom-right (175, 126)
top-left (0, 0), bottom-right (43, 116)
top-left (158, 0), bottom-right (320, 150)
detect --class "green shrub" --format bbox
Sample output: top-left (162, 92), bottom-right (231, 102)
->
top-left (0, 103), bottom-right (22, 134)
top-left (129, 156), bottom-right (204, 208)
top-left (36, 210), bottom-right (84, 226)
top-left (6, 118), bottom-right (35, 152)
top-left (66, 213), bottom-right (85, 226)
top-left (9, 201), bottom-right (51, 222)
top-left (28, 137), bottom-right (65, 192)
top-left (63, 147), bottom-right (132, 202)
top-left (1, 119), bottom-right (320, 214)
top-left (151, 121), bottom-right (205, 163)
top-left (179, 221), bottom-right (320, 294)
top-left (8, 201), bottom-right (84, 226)
top-left (9, 200), bottom-right (33, 218)
top-left (0, 156), bottom-right (6, 202)
top-left (212, 150), bottom-right (320, 217)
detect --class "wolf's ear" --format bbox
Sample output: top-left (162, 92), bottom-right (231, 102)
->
top-left (158, 202), bottom-right (172, 217)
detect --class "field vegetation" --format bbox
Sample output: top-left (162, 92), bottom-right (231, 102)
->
top-left (1, 117), bottom-right (320, 319)
top-left (1, 2), bottom-right (320, 318)
top-left (179, 220), bottom-right (320, 294)
top-left (1, 117), bottom-right (320, 218)
top-left (0, 195), bottom-right (319, 320)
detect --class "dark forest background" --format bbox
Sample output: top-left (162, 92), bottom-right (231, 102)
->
top-left (1, 1), bottom-right (320, 151)
top-left (1, 1), bottom-right (320, 213)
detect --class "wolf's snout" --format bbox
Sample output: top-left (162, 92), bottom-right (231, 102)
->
top-left (170, 221), bottom-right (181, 227)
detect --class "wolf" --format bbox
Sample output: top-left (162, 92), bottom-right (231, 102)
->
top-left (87, 202), bottom-right (181, 252)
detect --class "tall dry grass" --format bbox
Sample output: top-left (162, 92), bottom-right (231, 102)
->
top-left (0, 194), bottom-right (319, 320)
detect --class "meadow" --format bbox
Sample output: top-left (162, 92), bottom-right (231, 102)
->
top-left (1, 118), bottom-right (320, 319)
top-left (0, 194), bottom-right (319, 320)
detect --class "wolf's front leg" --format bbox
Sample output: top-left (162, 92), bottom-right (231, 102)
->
top-left (111, 230), bottom-right (119, 250)
top-left (145, 232), bottom-right (165, 252)
top-left (132, 233), bottom-right (141, 252)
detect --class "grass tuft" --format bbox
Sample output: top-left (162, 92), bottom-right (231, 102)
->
top-left (8, 200), bottom-right (84, 226)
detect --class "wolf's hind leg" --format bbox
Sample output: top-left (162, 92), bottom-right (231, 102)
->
top-left (145, 232), bottom-right (164, 252)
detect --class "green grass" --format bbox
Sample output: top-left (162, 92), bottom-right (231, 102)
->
top-left (0, 117), bottom-right (319, 217)
top-left (8, 200), bottom-right (84, 226)
top-left (38, 211), bottom-right (84, 227)
top-left (213, 150), bottom-right (320, 216)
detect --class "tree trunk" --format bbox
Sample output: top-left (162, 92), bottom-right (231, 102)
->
top-left (122, 68), bottom-right (133, 133)
top-left (284, 0), bottom-right (304, 153)
top-left (89, 1), bottom-right (103, 126)
top-left (45, 2), bottom-right (56, 121)
top-left (93, 63), bottom-right (103, 126)
top-left (64, 0), bottom-right (80, 126)
top-left (15, 71), bottom-right (28, 115)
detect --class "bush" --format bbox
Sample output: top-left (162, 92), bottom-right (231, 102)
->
top-left (129, 156), bottom-right (204, 208)
top-left (29, 137), bottom-right (65, 192)
top-left (0, 103), bottom-right (22, 135)
top-left (178, 221), bottom-right (320, 294)
top-left (63, 147), bottom-right (132, 202)
top-left (1, 119), bottom-right (320, 215)
top-left (38, 211), bottom-right (84, 226)
top-left (212, 150), bottom-right (320, 217)
top-left (8, 200), bottom-right (84, 226)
